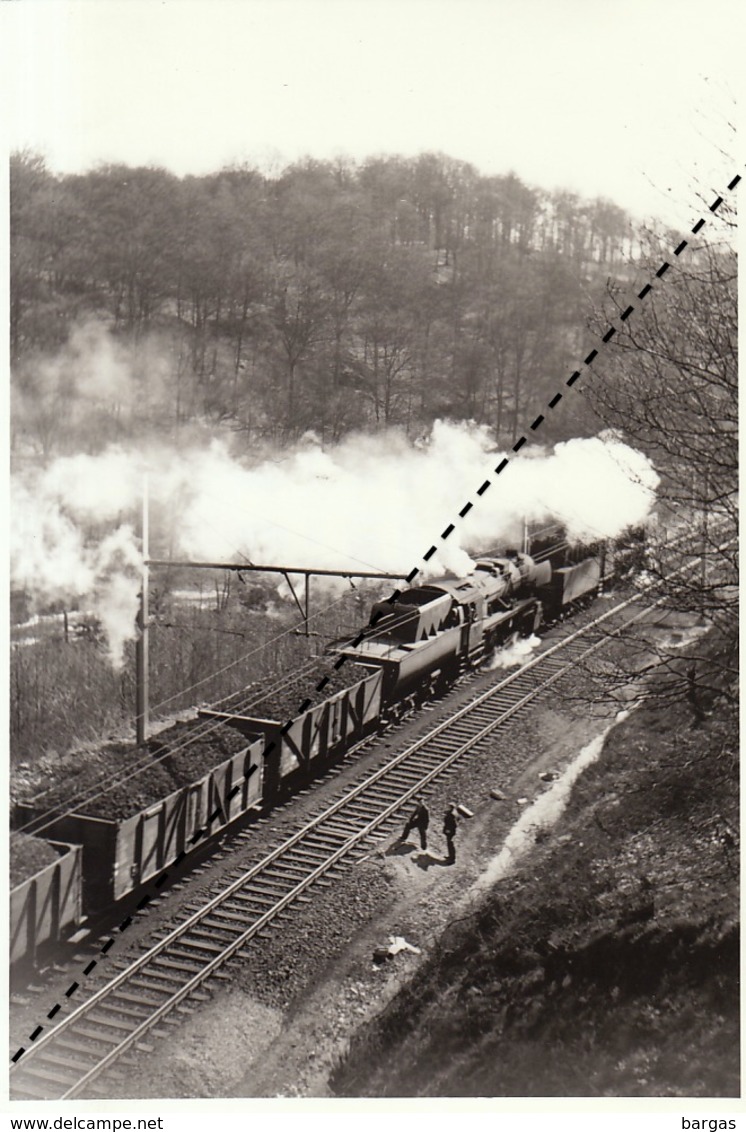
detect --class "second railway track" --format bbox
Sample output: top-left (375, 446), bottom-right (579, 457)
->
top-left (9, 586), bottom-right (668, 1100)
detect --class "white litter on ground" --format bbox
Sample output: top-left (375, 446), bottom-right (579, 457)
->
top-left (386, 936), bottom-right (421, 956)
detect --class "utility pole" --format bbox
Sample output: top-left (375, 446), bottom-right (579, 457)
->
top-left (136, 477), bottom-right (149, 746)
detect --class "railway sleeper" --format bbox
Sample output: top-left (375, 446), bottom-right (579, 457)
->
top-left (98, 996), bottom-right (154, 1021)
top-left (306, 826), bottom-right (358, 843)
top-left (211, 909), bottom-right (269, 930)
top-left (127, 972), bottom-right (186, 994)
top-left (344, 791), bottom-right (399, 808)
top-left (126, 964), bottom-right (185, 985)
top-left (173, 1002), bottom-right (199, 1016)
top-left (152, 956), bottom-right (204, 976)
top-left (107, 987), bottom-right (166, 1010)
top-left (42, 1034), bottom-right (105, 1059)
top-left (396, 756), bottom-right (450, 774)
top-left (167, 940), bottom-right (229, 963)
top-left (243, 878), bottom-right (295, 897)
top-left (261, 862), bottom-right (311, 880)
top-left (62, 1023), bottom-right (122, 1046)
top-left (317, 827), bottom-right (363, 844)
top-left (280, 836), bottom-right (330, 853)
top-left (130, 963), bottom-right (192, 987)
top-left (491, 690), bottom-right (535, 704)
top-left (382, 781), bottom-right (426, 797)
top-left (152, 1010), bottom-right (187, 1028)
top-left (241, 900), bottom-right (291, 920)
top-left (11, 1077), bottom-right (67, 1102)
top-left (190, 914), bottom-right (242, 932)
top-left (282, 847), bottom-right (331, 865)
top-left (189, 926), bottom-right (239, 948)
top-left (221, 894), bottom-right (278, 915)
top-left (225, 892), bottom-right (282, 912)
top-left (12, 1062), bottom-right (75, 1089)
top-left (322, 812), bottom-right (369, 829)
top-left (32, 1049), bottom-right (94, 1075)
top-left (382, 771), bottom-right (425, 786)
top-left (85, 1011), bottom-right (143, 1034)
top-left (202, 906), bottom-right (259, 927)
top-left (240, 893), bottom-right (293, 911)
top-left (315, 866), bottom-right (345, 881)
top-left (357, 792), bottom-right (402, 810)
top-left (425, 732), bottom-right (473, 747)
top-left (10, 1078), bottom-right (54, 1102)
top-left (181, 986), bottom-right (212, 1002)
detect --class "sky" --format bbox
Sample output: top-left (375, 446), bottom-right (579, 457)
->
top-left (3, 0), bottom-right (741, 226)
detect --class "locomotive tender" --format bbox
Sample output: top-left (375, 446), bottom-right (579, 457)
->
top-left (12, 543), bottom-right (604, 966)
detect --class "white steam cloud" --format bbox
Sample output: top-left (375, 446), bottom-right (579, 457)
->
top-left (171, 421), bottom-right (659, 574)
top-left (11, 421), bottom-right (659, 667)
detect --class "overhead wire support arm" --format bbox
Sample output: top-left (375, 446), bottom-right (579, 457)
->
top-left (144, 558), bottom-right (411, 653)
top-left (281, 571), bottom-right (307, 626)
top-left (145, 560), bottom-right (411, 581)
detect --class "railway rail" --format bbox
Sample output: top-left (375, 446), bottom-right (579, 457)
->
top-left (9, 584), bottom-right (667, 1102)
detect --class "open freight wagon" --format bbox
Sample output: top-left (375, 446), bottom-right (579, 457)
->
top-left (199, 667), bottom-right (383, 800)
top-left (13, 736), bottom-right (264, 939)
top-left (10, 842), bottom-right (83, 965)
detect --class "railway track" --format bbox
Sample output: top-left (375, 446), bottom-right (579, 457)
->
top-left (6, 587), bottom-right (677, 1100)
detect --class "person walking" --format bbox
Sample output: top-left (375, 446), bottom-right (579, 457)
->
top-left (399, 797), bottom-right (430, 849)
top-left (443, 803), bottom-right (459, 864)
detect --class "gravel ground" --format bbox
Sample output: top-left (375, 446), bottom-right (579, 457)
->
top-left (10, 594), bottom-right (689, 1098)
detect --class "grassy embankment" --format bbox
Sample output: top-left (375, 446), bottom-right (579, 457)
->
top-left (331, 629), bottom-right (739, 1098)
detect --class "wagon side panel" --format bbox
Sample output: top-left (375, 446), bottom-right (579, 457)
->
top-left (9, 844), bottom-right (83, 964)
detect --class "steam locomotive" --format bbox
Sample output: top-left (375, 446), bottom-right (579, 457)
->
top-left (335, 547), bottom-right (601, 707)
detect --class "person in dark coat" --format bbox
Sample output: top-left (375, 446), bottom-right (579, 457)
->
top-left (443, 804), bottom-right (458, 864)
top-left (399, 797), bottom-right (430, 849)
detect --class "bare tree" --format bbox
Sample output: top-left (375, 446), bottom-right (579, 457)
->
top-left (580, 199), bottom-right (738, 717)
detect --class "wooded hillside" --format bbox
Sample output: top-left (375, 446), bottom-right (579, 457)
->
top-left (11, 150), bottom-right (635, 454)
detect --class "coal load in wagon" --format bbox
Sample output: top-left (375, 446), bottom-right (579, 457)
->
top-left (10, 832), bottom-right (60, 888)
top-left (16, 721), bottom-right (250, 823)
top-left (18, 740), bottom-right (175, 821)
top-left (241, 658), bottom-right (368, 723)
top-left (145, 718), bottom-right (252, 790)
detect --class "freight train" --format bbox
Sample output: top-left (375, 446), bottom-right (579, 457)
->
top-left (11, 536), bottom-right (616, 968)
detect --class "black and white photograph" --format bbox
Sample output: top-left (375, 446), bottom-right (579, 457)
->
top-left (5, 0), bottom-right (740, 1117)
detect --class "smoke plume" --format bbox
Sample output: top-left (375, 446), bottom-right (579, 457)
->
top-left (11, 421), bottom-right (659, 666)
